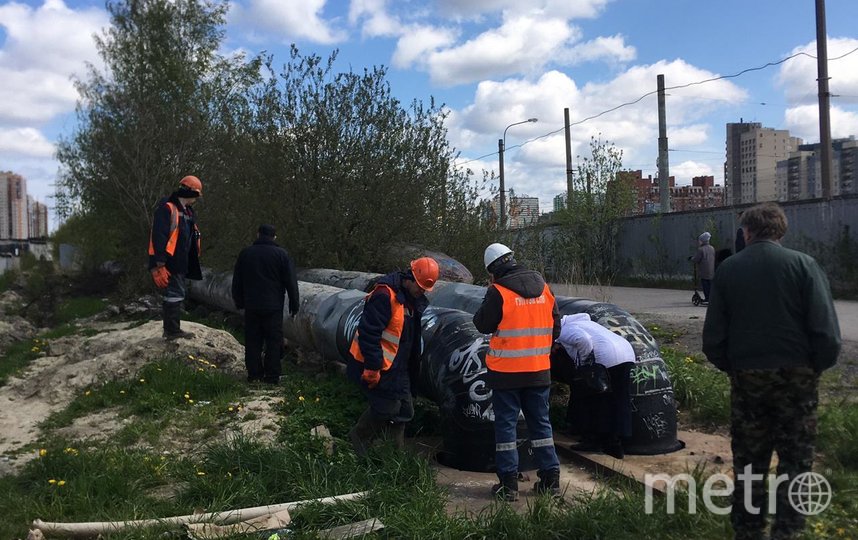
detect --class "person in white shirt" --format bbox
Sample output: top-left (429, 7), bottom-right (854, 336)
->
top-left (554, 313), bottom-right (637, 459)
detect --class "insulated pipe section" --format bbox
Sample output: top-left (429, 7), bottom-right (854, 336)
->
top-left (299, 268), bottom-right (682, 455)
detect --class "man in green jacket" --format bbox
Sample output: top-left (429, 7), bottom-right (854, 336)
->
top-left (702, 202), bottom-right (840, 540)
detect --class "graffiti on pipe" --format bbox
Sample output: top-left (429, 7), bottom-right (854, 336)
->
top-left (642, 412), bottom-right (669, 439)
top-left (448, 337), bottom-right (493, 421)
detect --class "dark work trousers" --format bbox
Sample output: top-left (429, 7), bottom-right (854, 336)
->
top-left (244, 308), bottom-right (284, 383)
top-left (701, 278), bottom-right (712, 302)
top-left (567, 362), bottom-right (633, 442)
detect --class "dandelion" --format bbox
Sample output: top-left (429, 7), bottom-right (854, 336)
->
top-left (139, 378), bottom-right (146, 383)
top-left (119, 390), bottom-right (126, 394)
top-left (836, 528), bottom-right (845, 536)
top-left (298, 396), bottom-right (305, 402)
top-left (48, 479), bottom-right (56, 485)
top-left (31, 346), bottom-right (40, 353)
top-left (188, 399), bottom-right (194, 404)
top-left (188, 354), bottom-right (195, 360)
top-left (39, 449), bottom-right (47, 457)
top-left (63, 447), bottom-right (78, 456)
top-left (196, 471), bottom-right (206, 476)
top-left (228, 406), bottom-right (234, 412)
top-left (84, 390), bottom-right (91, 396)
top-left (315, 397), bottom-right (320, 403)
top-left (157, 367), bottom-right (162, 372)
top-left (57, 480), bottom-right (66, 487)
top-left (184, 393), bottom-right (190, 399)
top-left (197, 367), bottom-right (204, 372)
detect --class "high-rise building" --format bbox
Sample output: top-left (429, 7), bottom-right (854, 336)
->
top-left (553, 192), bottom-right (567, 212)
top-left (508, 195), bottom-right (539, 229)
top-left (776, 137), bottom-right (858, 201)
top-left (0, 171), bottom-right (29, 240)
top-left (725, 121), bottom-right (801, 204)
top-left (28, 196), bottom-right (49, 238)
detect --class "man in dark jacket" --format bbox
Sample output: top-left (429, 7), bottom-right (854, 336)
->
top-left (703, 202), bottom-right (840, 540)
top-left (346, 257), bottom-right (439, 456)
top-left (148, 175), bottom-right (203, 340)
top-left (231, 224), bottom-right (299, 384)
top-left (473, 243), bottom-right (562, 501)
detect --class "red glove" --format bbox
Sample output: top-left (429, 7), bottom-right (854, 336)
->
top-left (152, 266), bottom-right (170, 289)
top-left (361, 369), bottom-right (381, 389)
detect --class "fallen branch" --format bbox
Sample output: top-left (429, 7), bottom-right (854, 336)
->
top-left (32, 490), bottom-right (368, 537)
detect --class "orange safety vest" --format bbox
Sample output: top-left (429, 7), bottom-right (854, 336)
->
top-left (148, 202), bottom-right (200, 258)
top-left (349, 284), bottom-right (404, 371)
top-left (485, 283), bottom-right (555, 373)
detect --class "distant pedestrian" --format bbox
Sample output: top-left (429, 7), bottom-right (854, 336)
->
top-left (148, 175), bottom-right (203, 340)
top-left (473, 243), bottom-right (562, 501)
top-left (690, 231), bottom-right (715, 303)
top-left (735, 211), bottom-right (746, 253)
top-left (702, 202), bottom-right (840, 540)
top-left (231, 224), bottom-right (299, 384)
top-left (347, 257), bottom-right (439, 455)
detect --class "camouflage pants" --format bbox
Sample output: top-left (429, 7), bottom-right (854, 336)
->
top-left (730, 367), bottom-right (819, 540)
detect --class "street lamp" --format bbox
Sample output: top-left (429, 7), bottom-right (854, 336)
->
top-left (498, 118), bottom-right (538, 229)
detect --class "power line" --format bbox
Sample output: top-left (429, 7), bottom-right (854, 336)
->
top-left (453, 46), bottom-right (858, 167)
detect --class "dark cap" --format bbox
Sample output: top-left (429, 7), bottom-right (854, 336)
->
top-left (258, 224), bottom-right (276, 238)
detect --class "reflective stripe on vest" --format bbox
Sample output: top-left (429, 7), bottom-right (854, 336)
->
top-left (148, 202), bottom-right (181, 257)
top-left (486, 283), bottom-right (555, 373)
top-left (348, 284), bottom-right (405, 371)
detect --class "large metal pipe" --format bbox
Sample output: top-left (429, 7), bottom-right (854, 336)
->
top-left (297, 268), bottom-right (683, 455)
top-left (189, 268), bottom-right (682, 471)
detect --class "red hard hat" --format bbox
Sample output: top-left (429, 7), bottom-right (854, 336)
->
top-left (179, 175), bottom-right (203, 196)
top-left (410, 257), bottom-right (440, 291)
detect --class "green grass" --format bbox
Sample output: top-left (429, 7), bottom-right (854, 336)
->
top-left (41, 358), bottom-right (244, 432)
top-left (660, 347), bottom-right (731, 426)
top-left (54, 296), bottom-right (107, 325)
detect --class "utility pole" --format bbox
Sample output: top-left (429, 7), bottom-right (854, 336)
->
top-left (564, 108), bottom-right (573, 208)
top-left (657, 74), bottom-right (671, 213)
top-left (498, 138), bottom-right (506, 228)
top-left (816, 0), bottom-right (833, 200)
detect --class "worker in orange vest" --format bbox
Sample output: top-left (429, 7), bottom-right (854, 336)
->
top-left (148, 175), bottom-right (203, 340)
top-left (473, 243), bottom-right (562, 501)
top-left (346, 257), bottom-right (439, 456)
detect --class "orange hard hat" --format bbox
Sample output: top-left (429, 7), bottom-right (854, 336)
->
top-left (179, 175), bottom-right (203, 196)
top-left (410, 257), bottom-right (440, 291)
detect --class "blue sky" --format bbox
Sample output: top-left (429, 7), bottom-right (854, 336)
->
top-left (2, 0), bottom-right (858, 225)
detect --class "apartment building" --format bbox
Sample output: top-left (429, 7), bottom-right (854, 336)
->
top-left (0, 171), bottom-right (29, 240)
top-left (777, 137), bottom-right (858, 201)
top-left (725, 121), bottom-right (802, 205)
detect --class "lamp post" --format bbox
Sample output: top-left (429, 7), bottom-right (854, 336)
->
top-left (498, 118), bottom-right (538, 229)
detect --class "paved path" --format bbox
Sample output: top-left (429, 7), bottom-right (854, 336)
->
top-left (550, 283), bottom-right (858, 342)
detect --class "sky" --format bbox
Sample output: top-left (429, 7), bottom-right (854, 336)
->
top-left (2, 0), bottom-right (858, 225)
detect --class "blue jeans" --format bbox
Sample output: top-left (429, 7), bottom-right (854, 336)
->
top-left (163, 273), bottom-right (187, 303)
top-left (492, 386), bottom-right (560, 478)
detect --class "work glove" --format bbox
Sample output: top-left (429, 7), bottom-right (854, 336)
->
top-left (361, 369), bottom-right (381, 389)
top-left (152, 266), bottom-right (171, 289)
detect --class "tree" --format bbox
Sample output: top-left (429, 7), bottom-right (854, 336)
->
top-left (55, 0), bottom-right (262, 272)
top-left (552, 136), bottom-right (636, 282)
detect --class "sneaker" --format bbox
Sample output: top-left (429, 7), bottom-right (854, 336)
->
top-left (491, 475), bottom-right (519, 502)
top-left (533, 469), bottom-right (561, 498)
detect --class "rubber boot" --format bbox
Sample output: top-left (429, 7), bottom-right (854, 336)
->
top-left (163, 302), bottom-right (195, 340)
top-left (491, 474), bottom-right (519, 502)
top-left (533, 468), bottom-right (562, 497)
top-left (348, 408), bottom-right (387, 457)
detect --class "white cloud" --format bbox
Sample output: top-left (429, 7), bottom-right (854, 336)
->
top-left (0, 127), bottom-right (55, 158)
top-left (784, 104), bottom-right (858, 143)
top-left (559, 34), bottom-right (636, 65)
top-left (391, 25), bottom-right (457, 68)
top-left (229, 0), bottom-right (346, 44)
top-left (348, 0), bottom-right (401, 37)
top-left (424, 15), bottom-right (577, 86)
top-left (436, 0), bottom-right (613, 20)
top-left (670, 161), bottom-right (716, 186)
top-left (777, 37), bottom-right (858, 106)
top-left (0, 0), bottom-right (106, 127)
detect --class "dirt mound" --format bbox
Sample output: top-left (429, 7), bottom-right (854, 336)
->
top-left (0, 320), bottom-right (244, 459)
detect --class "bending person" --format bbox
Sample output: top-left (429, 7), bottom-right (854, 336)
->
top-left (554, 313), bottom-right (636, 459)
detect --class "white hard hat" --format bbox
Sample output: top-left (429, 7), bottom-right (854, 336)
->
top-left (484, 243), bottom-right (514, 270)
